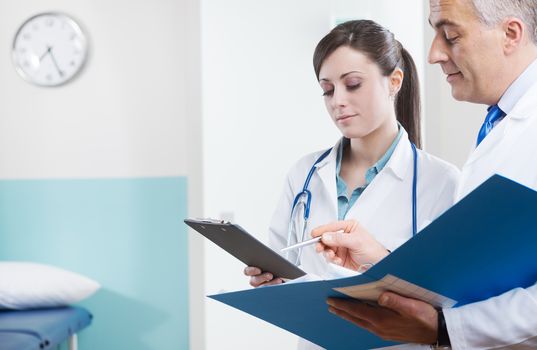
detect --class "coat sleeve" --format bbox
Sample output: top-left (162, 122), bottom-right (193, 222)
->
top-left (444, 283), bottom-right (537, 349)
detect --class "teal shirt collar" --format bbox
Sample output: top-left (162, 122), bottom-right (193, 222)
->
top-left (335, 125), bottom-right (404, 220)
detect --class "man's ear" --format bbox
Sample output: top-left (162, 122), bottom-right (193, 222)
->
top-left (503, 17), bottom-right (525, 55)
top-left (389, 68), bottom-right (404, 97)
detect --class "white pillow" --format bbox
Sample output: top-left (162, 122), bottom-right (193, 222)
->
top-left (0, 262), bottom-right (100, 309)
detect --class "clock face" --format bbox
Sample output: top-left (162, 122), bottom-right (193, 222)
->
top-left (12, 13), bottom-right (88, 87)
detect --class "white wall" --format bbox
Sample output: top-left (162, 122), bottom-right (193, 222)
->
top-left (201, 1), bottom-right (424, 349)
top-left (0, 0), bottom-right (199, 179)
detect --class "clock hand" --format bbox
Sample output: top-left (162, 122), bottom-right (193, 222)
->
top-left (48, 47), bottom-right (64, 77)
top-left (39, 46), bottom-right (51, 62)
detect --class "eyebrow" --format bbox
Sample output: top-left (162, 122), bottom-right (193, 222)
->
top-left (319, 70), bottom-right (363, 82)
top-left (428, 18), bottom-right (459, 29)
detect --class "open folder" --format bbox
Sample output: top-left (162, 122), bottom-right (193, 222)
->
top-left (209, 175), bottom-right (537, 349)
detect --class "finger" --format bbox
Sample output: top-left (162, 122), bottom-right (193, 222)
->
top-left (327, 297), bottom-right (365, 311)
top-left (324, 249), bottom-right (341, 265)
top-left (323, 248), bottom-right (335, 259)
top-left (327, 298), bottom-right (390, 325)
top-left (244, 266), bottom-right (262, 276)
top-left (378, 291), bottom-right (426, 316)
top-left (328, 305), bottom-right (375, 331)
top-left (330, 307), bottom-right (398, 343)
top-left (311, 220), bottom-right (357, 238)
top-left (315, 241), bottom-right (335, 252)
top-left (249, 273), bottom-right (273, 287)
top-left (321, 248), bottom-right (342, 265)
top-left (321, 230), bottom-right (357, 249)
top-left (262, 278), bottom-right (284, 286)
top-left (333, 256), bottom-right (343, 265)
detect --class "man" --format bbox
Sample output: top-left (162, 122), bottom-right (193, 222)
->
top-left (314, 0), bottom-right (537, 348)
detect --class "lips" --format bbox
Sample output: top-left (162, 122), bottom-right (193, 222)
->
top-left (336, 114), bottom-right (356, 121)
top-left (446, 71), bottom-right (462, 83)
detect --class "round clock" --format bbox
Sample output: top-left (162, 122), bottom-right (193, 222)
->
top-left (12, 12), bottom-right (88, 87)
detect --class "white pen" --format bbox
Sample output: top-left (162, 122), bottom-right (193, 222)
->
top-left (280, 236), bottom-right (322, 252)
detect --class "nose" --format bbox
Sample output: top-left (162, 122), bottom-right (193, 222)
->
top-left (330, 86), bottom-right (348, 109)
top-left (428, 33), bottom-right (449, 65)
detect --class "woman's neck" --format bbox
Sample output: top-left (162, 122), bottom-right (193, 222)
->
top-left (346, 118), bottom-right (399, 169)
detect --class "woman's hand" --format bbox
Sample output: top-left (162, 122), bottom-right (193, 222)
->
top-left (311, 220), bottom-right (390, 271)
top-left (243, 266), bottom-right (284, 287)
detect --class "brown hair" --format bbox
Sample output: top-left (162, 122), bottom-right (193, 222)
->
top-left (313, 20), bottom-right (421, 148)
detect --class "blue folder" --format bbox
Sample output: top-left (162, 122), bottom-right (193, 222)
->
top-left (210, 175), bottom-right (537, 349)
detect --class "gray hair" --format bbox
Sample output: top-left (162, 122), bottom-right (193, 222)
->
top-left (470, 0), bottom-right (537, 44)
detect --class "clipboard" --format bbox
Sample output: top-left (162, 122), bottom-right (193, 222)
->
top-left (184, 218), bottom-right (306, 280)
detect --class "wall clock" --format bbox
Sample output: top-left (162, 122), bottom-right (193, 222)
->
top-left (12, 12), bottom-right (88, 87)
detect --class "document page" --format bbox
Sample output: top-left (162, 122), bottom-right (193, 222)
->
top-left (333, 274), bottom-right (457, 308)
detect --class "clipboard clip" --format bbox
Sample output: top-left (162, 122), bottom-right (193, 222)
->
top-left (193, 217), bottom-right (230, 224)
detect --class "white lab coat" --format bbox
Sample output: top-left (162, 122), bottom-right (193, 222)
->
top-left (443, 80), bottom-right (537, 349)
top-left (268, 129), bottom-right (460, 349)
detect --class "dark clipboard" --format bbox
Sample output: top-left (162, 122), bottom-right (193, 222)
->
top-left (184, 218), bottom-right (306, 280)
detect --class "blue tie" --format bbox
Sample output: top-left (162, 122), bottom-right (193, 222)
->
top-left (476, 105), bottom-right (506, 146)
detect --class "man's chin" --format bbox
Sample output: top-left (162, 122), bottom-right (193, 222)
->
top-left (450, 86), bottom-right (471, 102)
top-left (450, 89), bottom-right (486, 104)
top-left (451, 91), bottom-right (466, 101)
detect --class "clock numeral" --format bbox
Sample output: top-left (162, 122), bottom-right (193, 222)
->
top-left (70, 33), bottom-right (77, 41)
top-left (46, 74), bottom-right (53, 81)
top-left (23, 60), bottom-right (30, 68)
top-left (19, 47), bottom-right (27, 54)
top-left (46, 18), bottom-right (54, 27)
top-left (32, 23), bottom-right (39, 31)
top-left (70, 60), bottom-right (76, 67)
top-left (22, 33), bottom-right (31, 40)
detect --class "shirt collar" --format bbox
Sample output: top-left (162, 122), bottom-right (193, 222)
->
top-left (335, 124), bottom-right (404, 179)
top-left (498, 58), bottom-right (537, 114)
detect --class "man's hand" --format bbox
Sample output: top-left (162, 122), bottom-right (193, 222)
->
top-left (243, 266), bottom-right (284, 287)
top-left (327, 292), bottom-right (438, 344)
top-left (311, 220), bottom-right (390, 271)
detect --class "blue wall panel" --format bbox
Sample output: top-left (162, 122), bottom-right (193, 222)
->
top-left (0, 177), bottom-right (189, 350)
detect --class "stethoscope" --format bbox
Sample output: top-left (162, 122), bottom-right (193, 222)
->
top-left (285, 143), bottom-right (418, 265)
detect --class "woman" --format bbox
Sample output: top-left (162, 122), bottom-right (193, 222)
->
top-left (245, 18), bottom-right (458, 315)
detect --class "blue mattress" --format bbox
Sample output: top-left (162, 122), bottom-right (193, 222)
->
top-left (0, 306), bottom-right (92, 350)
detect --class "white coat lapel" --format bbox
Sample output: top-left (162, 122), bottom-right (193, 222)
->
top-left (314, 144), bottom-right (339, 219)
top-left (459, 83), bottom-right (537, 198)
top-left (349, 168), bottom-right (399, 222)
top-left (466, 80), bottom-right (537, 167)
top-left (464, 118), bottom-right (508, 166)
top-left (345, 134), bottom-right (411, 222)
top-left (464, 82), bottom-right (537, 172)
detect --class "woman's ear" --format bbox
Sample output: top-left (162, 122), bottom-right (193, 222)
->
top-left (389, 68), bottom-right (404, 97)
